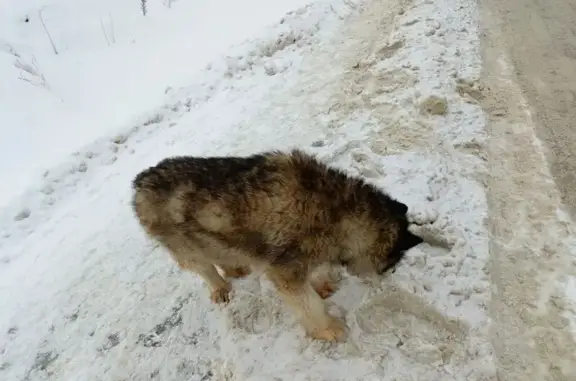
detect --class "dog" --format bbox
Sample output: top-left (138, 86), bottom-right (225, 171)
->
top-left (131, 149), bottom-right (423, 341)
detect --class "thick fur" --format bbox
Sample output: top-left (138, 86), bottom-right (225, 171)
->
top-left (131, 149), bottom-right (423, 341)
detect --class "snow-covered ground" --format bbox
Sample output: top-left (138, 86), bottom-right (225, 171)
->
top-left (3, 0), bottom-right (574, 380)
top-left (0, 0), bottom-right (313, 207)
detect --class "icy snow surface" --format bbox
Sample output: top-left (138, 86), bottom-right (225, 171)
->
top-left (1, 0), bottom-right (498, 380)
top-left (0, 0), bottom-right (314, 207)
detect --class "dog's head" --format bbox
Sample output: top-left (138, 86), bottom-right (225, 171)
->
top-left (339, 198), bottom-right (423, 277)
top-left (375, 199), bottom-right (423, 275)
top-left (372, 200), bottom-right (424, 275)
top-left (376, 219), bottom-right (423, 275)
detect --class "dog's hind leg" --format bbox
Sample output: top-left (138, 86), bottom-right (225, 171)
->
top-left (183, 262), bottom-right (232, 304)
top-left (266, 265), bottom-right (348, 342)
top-left (166, 246), bottom-right (232, 304)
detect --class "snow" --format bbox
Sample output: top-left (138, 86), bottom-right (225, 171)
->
top-left (0, 0), bottom-right (313, 208)
top-left (0, 0), bottom-right (502, 380)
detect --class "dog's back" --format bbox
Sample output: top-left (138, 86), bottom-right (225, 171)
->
top-left (132, 150), bottom-right (334, 264)
top-left (132, 152), bottom-right (271, 235)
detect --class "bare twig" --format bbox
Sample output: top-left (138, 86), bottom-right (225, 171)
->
top-left (18, 75), bottom-right (38, 86)
top-left (100, 18), bottom-right (110, 46)
top-left (109, 13), bottom-right (116, 43)
top-left (15, 56), bottom-right (49, 89)
top-left (38, 9), bottom-right (58, 55)
top-left (1, 41), bottom-right (21, 58)
top-left (141, 0), bottom-right (147, 16)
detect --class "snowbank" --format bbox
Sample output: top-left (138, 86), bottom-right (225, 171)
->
top-left (0, 0), bottom-right (314, 207)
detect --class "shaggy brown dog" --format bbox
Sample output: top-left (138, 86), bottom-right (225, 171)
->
top-left (132, 149), bottom-right (423, 341)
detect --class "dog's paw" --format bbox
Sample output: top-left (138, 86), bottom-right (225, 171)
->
top-left (223, 266), bottom-right (252, 279)
top-left (312, 280), bottom-right (337, 299)
top-left (308, 317), bottom-right (348, 342)
top-left (210, 286), bottom-right (231, 304)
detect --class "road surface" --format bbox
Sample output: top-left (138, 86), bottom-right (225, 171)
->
top-left (484, 0), bottom-right (576, 218)
top-left (480, 0), bottom-right (576, 380)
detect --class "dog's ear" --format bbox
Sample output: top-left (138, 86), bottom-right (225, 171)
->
top-left (397, 229), bottom-right (424, 251)
top-left (390, 199), bottom-right (409, 215)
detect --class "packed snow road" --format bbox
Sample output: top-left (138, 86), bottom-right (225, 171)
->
top-left (478, 0), bottom-right (576, 379)
top-left (1, 0), bottom-right (574, 380)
